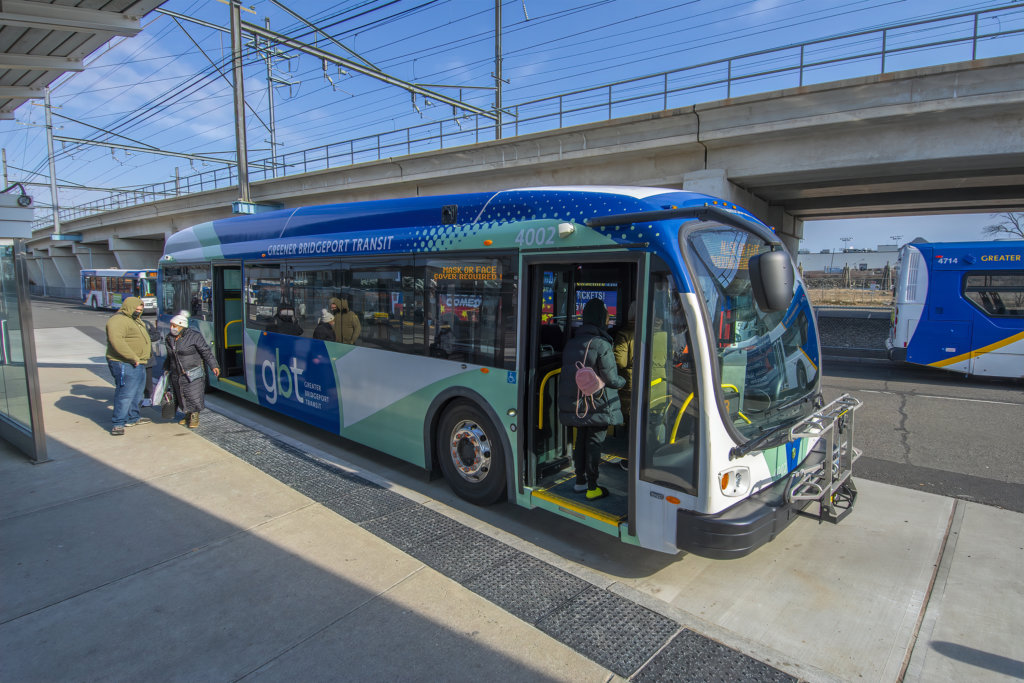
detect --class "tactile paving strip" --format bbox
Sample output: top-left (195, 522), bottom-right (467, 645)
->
top-left (200, 408), bottom-right (799, 679)
top-left (462, 552), bottom-right (591, 624)
top-left (408, 525), bottom-right (518, 584)
top-left (359, 505), bottom-right (465, 551)
top-left (537, 585), bottom-right (680, 677)
top-left (632, 629), bottom-right (797, 683)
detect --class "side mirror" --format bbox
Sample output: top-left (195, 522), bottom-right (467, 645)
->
top-left (749, 250), bottom-right (794, 312)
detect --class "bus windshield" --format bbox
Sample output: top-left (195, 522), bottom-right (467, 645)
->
top-left (687, 226), bottom-right (819, 439)
top-left (139, 278), bottom-right (156, 298)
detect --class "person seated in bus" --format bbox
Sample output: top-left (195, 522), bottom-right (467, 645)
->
top-left (313, 309), bottom-right (336, 341)
top-left (329, 296), bottom-right (362, 344)
top-left (268, 303), bottom-right (303, 336)
top-left (557, 298), bottom-right (626, 501)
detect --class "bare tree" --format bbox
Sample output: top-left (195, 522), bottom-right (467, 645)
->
top-left (982, 212), bottom-right (1024, 239)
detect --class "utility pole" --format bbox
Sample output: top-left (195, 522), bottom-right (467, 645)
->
top-left (494, 0), bottom-right (502, 140)
top-left (264, 17), bottom-right (278, 177)
top-left (2, 148), bottom-right (7, 188)
top-left (44, 87), bottom-right (61, 235)
top-left (230, 0), bottom-right (250, 203)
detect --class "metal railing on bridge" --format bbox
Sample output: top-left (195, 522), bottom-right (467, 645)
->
top-left (35, 4), bottom-right (1024, 231)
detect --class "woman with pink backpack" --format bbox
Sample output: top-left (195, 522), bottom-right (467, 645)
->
top-left (557, 298), bottom-right (627, 501)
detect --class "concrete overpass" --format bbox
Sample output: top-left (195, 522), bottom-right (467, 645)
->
top-left (25, 54), bottom-right (1024, 296)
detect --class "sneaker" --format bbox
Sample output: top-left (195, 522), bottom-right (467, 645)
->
top-left (140, 398), bottom-right (153, 407)
top-left (111, 425), bottom-right (125, 436)
top-left (188, 414), bottom-right (199, 429)
top-left (585, 486), bottom-right (609, 501)
top-left (573, 482), bottom-right (588, 493)
top-left (125, 418), bottom-right (152, 427)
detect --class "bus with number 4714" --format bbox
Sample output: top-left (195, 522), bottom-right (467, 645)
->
top-left (159, 186), bottom-right (862, 558)
top-left (887, 240), bottom-right (1024, 379)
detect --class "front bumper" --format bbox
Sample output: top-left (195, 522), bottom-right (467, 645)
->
top-left (677, 393), bottom-right (862, 560)
top-left (676, 471), bottom-right (808, 560)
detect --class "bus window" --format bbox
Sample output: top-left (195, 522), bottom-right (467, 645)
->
top-left (246, 265), bottom-right (283, 329)
top-left (286, 261), bottom-right (348, 338)
top-left (161, 265), bottom-right (212, 320)
top-left (349, 260), bottom-right (421, 352)
top-left (424, 256), bottom-right (515, 369)
top-left (641, 262), bottom-right (698, 496)
top-left (963, 272), bottom-right (1024, 317)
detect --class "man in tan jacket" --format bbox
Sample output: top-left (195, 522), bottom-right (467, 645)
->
top-left (329, 296), bottom-right (361, 344)
top-left (105, 296), bottom-right (151, 435)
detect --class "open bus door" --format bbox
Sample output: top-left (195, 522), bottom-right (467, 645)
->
top-left (522, 256), bottom-right (643, 537)
top-left (213, 264), bottom-right (245, 388)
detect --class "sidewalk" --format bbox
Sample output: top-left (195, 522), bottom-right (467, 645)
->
top-left (0, 365), bottom-right (613, 682)
top-left (1, 361), bottom-right (1021, 681)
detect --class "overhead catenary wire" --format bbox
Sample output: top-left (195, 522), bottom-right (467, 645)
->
top-left (17, 0), bottom-right (1015, 199)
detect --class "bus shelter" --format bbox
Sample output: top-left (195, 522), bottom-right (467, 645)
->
top-left (0, 190), bottom-right (47, 462)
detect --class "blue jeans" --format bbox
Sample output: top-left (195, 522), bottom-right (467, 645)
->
top-left (109, 360), bottom-right (146, 427)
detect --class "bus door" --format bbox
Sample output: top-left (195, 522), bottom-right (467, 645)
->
top-left (213, 264), bottom-right (245, 386)
top-left (522, 256), bottom-right (643, 528)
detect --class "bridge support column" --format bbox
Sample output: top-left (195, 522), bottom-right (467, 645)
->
top-left (24, 257), bottom-right (44, 293)
top-left (109, 238), bottom-right (163, 269)
top-left (683, 168), bottom-right (803, 254)
top-left (49, 245), bottom-right (84, 299)
top-left (765, 207), bottom-right (804, 258)
top-left (74, 244), bottom-right (118, 270)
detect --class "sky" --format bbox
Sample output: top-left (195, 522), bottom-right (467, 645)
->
top-left (2, 0), bottom-right (1021, 250)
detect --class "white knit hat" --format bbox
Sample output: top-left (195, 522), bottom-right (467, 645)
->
top-left (169, 312), bottom-right (189, 327)
top-left (320, 308), bottom-right (334, 324)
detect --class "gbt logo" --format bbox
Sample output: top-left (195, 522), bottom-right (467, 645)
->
top-left (261, 348), bottom-right (306, 405)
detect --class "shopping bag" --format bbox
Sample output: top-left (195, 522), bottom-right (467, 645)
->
top-left (151, 372), bottom-right (169, 404)
top-left (160, 391), bottom-right (175, 420)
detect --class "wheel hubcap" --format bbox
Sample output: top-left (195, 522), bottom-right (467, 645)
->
top-left (449, 419), bottom-right (491, 483)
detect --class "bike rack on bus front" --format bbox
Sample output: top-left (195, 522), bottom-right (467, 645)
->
top-left (784, 394), bottom-right (863, 523)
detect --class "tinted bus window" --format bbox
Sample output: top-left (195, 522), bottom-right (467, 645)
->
top-left (425, 255), bottom-right (515, 369)
top-left (963, 272), bottom-right (1024, 317)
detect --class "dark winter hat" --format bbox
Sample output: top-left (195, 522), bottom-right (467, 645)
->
top-left (581, 298), bottom-right (608, 327)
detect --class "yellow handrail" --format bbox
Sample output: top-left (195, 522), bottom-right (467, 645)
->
top-left (224, 319), bottom-right (242, 348)
top-left (537, 368), bottom-right (561, 429)
top-left (670, 393), bottom-right (695, 444)
top-left (668, 384), bottom-right (749, 443)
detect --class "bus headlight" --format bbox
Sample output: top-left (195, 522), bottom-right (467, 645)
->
top-left (719, 466), bottom-right (751, 497)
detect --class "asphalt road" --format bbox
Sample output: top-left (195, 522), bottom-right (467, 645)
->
top-left (37, 297), bottom-right (1023, 512)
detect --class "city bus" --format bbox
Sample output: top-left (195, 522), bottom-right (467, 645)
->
top-left (81, 268), bottom-right (159, 313)
top-left (887, 241), bottom-right (1024, 378)
top-left (159, 186), bottom-right (861, 558)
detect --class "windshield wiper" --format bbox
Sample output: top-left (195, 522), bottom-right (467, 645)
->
top-left (769, 390), bottom-right (822, 417)
top-left (729, 415), bottom-right (804, 460)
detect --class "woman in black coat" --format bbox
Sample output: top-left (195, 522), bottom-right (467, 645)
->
top-left (557, 298), bottom-right (626, 500)
top-left (165, 312), bottom-right (220, 429)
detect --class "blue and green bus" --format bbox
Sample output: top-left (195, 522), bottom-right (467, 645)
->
top-left (887, 241), bottom-right (1024, 379)
top-left (159, 186), bottom-right (861, 558)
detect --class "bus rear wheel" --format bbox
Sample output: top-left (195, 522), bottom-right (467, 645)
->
top-left (436, 401), bottom-right (506, 505)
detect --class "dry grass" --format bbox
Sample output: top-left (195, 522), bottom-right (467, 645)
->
top-left (807, 287), bottom-right (893, 307)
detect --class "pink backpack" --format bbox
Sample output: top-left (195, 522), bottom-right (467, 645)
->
top-left (575, 339), bottom-right (606, 418)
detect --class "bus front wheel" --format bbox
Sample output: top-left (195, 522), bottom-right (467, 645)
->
top-left (436, 401), bottom-right (506, 505)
